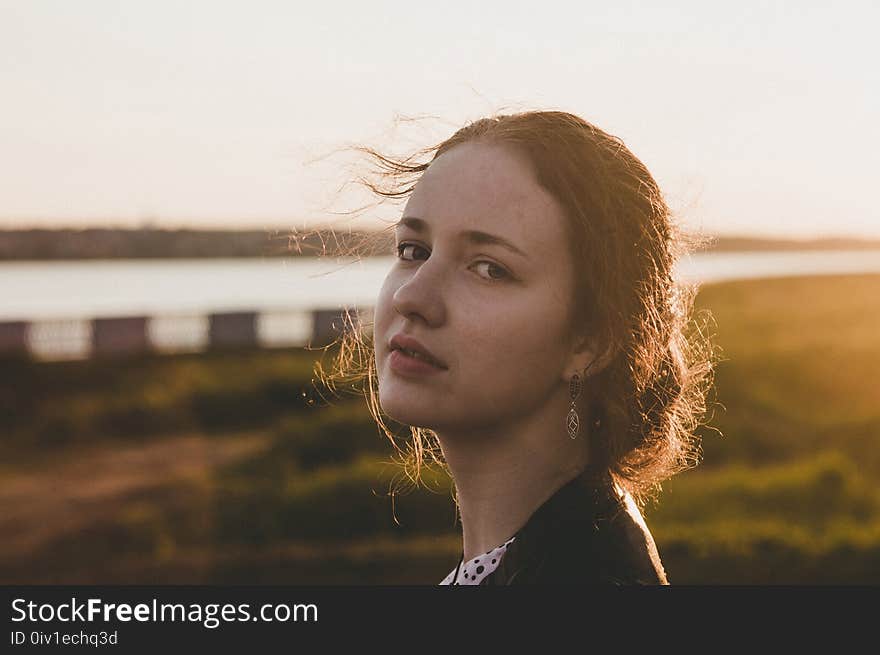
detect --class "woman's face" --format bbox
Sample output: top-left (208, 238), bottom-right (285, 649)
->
top-left (373, 140), bottom-right (584, 434)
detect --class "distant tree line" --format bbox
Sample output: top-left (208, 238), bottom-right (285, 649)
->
top-left (0, 227), bottom-right (878, 260)
top-left (0, 227), bottom-right (395, 260)
top-left (703, 235), bottom-right (880, 252)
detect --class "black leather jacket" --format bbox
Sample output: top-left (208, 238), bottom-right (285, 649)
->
top-left (477, 469), bottom-right (669, 585)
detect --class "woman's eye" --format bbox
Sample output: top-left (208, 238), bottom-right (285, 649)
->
top-left (473, 261), bottom-right (510, 281)
top-left (396, 243), bottom-right (510, 282)
top-left (396, 242), bottom-right (428, 261)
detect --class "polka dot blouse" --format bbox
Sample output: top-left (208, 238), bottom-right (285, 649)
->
top-left (439, 536), bottom-right (517, 585)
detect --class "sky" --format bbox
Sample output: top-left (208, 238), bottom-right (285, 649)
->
top-left (1, 1), bottom-right (879, 239)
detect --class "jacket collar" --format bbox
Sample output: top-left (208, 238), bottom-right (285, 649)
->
top-left (480, 467), bottom-right (657, 584)
top-left (506, 466), bottom-right (621, 553)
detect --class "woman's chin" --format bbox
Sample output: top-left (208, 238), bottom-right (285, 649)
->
top-left (378, 395), bottom-right (440, 430)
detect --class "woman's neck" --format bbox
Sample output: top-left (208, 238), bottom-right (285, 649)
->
top-left (438, 401), bottom-right (591, 563)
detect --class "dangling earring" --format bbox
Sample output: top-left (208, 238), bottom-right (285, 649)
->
top-left (567, 373), bottom-right (582, 440)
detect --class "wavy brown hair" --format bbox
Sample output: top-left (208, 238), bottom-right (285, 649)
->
top-left (309, 110), bottom-right (720, 510)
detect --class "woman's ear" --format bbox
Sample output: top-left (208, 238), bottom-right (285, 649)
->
top-left (569, 334), bottom-right (617, 379)
top-left (587, 342), bottom-right (617, 377)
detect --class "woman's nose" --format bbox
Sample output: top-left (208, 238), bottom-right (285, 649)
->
top-left (391, 257), bottom-right (447, 327)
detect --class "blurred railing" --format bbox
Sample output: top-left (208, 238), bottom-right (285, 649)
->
top-left (0, 307), bottom-right (374, 361)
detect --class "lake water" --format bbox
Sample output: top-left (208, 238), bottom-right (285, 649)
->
top-left (2, 250), bottom-right (879, 322)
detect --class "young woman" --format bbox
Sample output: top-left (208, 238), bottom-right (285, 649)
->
top-left (324, 110), bottom-right (716, 584)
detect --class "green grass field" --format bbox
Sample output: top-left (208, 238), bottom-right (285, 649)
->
top-left (1, 272), bottom-right (878, 583)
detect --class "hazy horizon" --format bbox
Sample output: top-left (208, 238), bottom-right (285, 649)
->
top-left (2, 1), bottom-right (878, 240)
top-left (3, 223), bottom-right (880, 245)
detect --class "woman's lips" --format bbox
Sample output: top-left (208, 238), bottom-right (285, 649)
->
top-left (388, 334), bottom-right (447, 368)
top-left (389, 348), bottom-right (447, 377)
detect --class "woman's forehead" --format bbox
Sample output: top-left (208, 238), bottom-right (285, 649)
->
top-left (403, 142), bottom-right (567, 248)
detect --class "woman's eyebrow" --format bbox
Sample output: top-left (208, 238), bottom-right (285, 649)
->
top-left (395, 216), bottom-right (529, 260)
